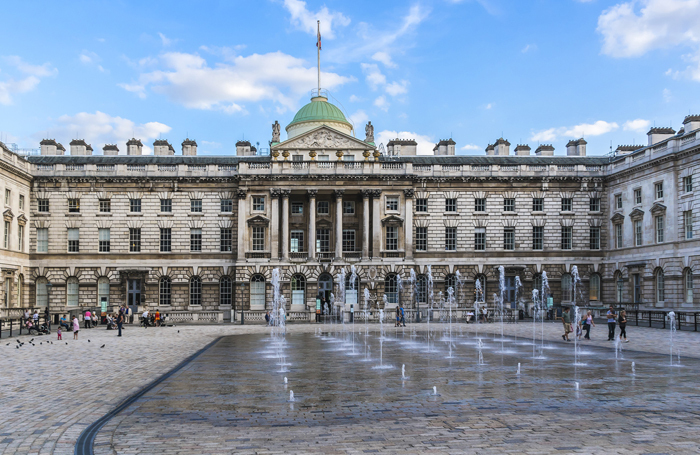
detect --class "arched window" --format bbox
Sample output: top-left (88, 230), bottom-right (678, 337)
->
top-left (589, 274), bottom-right (600, 301)
top-left (615, 272), bottom-right (624, 303)
top-left (685, 268), bottom-right (694, 304)
top-left (159, 276), bottom-right (171, 306)
top-left (97, 277), bottom-right (110, 308)
top-left (250, 274), bottom-right (265, 308)
top-left (36, 277), bottom-right (48, 308)
top-left (475, 274), bottom-right (486, 303)
top-left (17, 274), bottom-right (23, 307)
top-left (655, 269), bottom-right (665, 303)
top-left (220, 276), bottom-right (232, 306)
top-left (291, 274), bottom-right (306, 307)
top-left (445, 274), bottom-right (456, 294)
top-left (416, 274), bottom-right (428, 303)
top-left (344, 273), bottom-right (359, 306)
top-left (189, 276), bottom-right (202, 306)
top-left (66, 277), bottom-right (79, 306)
top-left (385, 274), bottom-right (398, 304)
top-left (561, 273), bottom-right (572, 302)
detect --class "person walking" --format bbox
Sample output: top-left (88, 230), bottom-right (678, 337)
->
top-left (395, 306), bottom-right (400, 327)
top-left (57, 326), bottom-right (62, 340)
top-left (117, 310), bottom-right (124, 337)
top-left (400, 305), bottom-right (406, 327)
top-left (72, 316), bottom-right (80, 340)
top-left (619, 310), bottom-right (628, 342)
top-left (44, 307), bottom-right (50, 329)
top-left (606, 305), bottom-right (617, 341)
top-left (561, 307), bottom-right (572, 341)
top-left (265, 311), bottom-right (270, 326)
top-left (142, 308), bottom-right (149, 328)
top-left (155, 310), bottom-right (161, 327)
top-left (583, 310), bottom-right (595, 340)
top-left (84, 310), bottom-right (91, 329)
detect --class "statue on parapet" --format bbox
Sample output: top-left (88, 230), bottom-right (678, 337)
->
top-left (272, 121), bottom-right (281, 143)
top-left (365, 121), bottom-right (374, 143)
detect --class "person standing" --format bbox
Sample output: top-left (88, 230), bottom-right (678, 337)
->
top-left (395, 306), bottom-right (400, 327)
top-left (400, 305), bottom-right (406, 327)
top-left (619, 310), bottom-right (628, 342)
top-left (265, 311), bottom-right (270, 326)
top-left (155, 309), bottom-right (161, 327)
top-left (117, 310), bottom-right (124, 337)
top-left (84, 310), bottom-right (91, 329)
top-left (142, 308), bottom-right (149, 328)
top-left (72, 316), bottom-right (80, 340)
top-left (44, 307), bottom-right (50, 329)
top-left (583, 310), bottom-right (595, 340)
top-left (561, 307), bottom-right (572, 341)
top-left (32, 310), bottom-right (39, 326)
top-left (606, 305), bottom-right (617, 341)
top-left (24, 309), bottom-right (30, 322)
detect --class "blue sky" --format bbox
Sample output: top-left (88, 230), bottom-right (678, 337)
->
top-left (1, 0), bottom-right (700, 155)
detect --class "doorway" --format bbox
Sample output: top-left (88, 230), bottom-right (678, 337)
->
top-left (128, 279), bottom-right (141, 313)
top-left (317, 273), bottom-right (333, 313)
top-left (504, 276), bottom-right (517, 309)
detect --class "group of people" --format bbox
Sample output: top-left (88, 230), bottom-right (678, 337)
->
top-left (394, 305), bottom-right (406, 327)
top-left (561, 305), bottom-right (629, 342)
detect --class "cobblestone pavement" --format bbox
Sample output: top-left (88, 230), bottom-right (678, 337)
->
top-left (2, 321), bottom-right (700, 455)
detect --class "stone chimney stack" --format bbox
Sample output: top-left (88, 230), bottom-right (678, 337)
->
top-left (566, 140), bottom-right (576, 156)
top-left (69, 139), bottom-right (91, 156)
top-left (40, 139), bottom-right (58, 155)
top-left (182, 138), bottom-right (197, 156)
top-left (514, 144), bottom-right (531, 156)
top-left (153, 139), bottom-right (175, 156)
top-left (103, 144), bottom-right (119, 156)
top-left (683, 115), bottom-right (700, 133)
top-left (386, 139), bottom-right (417, 156)
top-left (494, 138), bottom-right (510, 156)
top-left (433, 139), bottom-right (456, 156)
top-left (615, 145), bottom-right (638, 155)
top-left (485, 144), bottom-right (495, 156)
top-left (236, 140), bottom-right (252, 156)
top-left (647, 127), bottom-right (675, 146)
top-left (565, 139), bottom-right (586, 156)
top-left (126, 138), bottom-right (143, 156)
top-left (534, 144), bottom-right (554, 156)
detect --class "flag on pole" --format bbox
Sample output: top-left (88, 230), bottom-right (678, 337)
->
top-left (316, 21), bottom-right (321, 50)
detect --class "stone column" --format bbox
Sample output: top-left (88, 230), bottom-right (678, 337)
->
top-left (281, 189), bottom-right (290, 260)
top-left (335, 189), bottom-right (345, 259)
top-left (236, 189), bottom-right (247, 261)
top-left (371, 189), bottom-right (382, 257)
top-left (270, 189), bottom-right (280, 259)
top-left (362, 190), bottom-right (372, 259)
top-left (308, 189), bottom-right (317, 260)
top-left (404, 188), bottom-right (414, 259)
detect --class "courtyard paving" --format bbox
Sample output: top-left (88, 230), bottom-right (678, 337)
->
top-left (1, 320), bottom-right (699, 455)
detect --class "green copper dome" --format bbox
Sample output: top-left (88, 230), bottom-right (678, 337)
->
top-left (286, 96), bottom-right (353, 131)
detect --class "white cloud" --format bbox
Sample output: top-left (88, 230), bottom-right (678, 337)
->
top-left (159, 32), bottom-right (174, 47)
top-left (349, 109), bottom-right (369, 128)
top-left (0, 56), bottom-right (57, 105)
top-left (484, 103), bottom-right (494, 110)
top-left (349, 94), bottom-right (360, 102)
top-left (623, 119), bottom-right (651, 132)
top-left (385, 80), bottom-right (409, 96)
top-left (372, 51), bottom-right (396, 68)
top-left (521, 44), bottom-right (537, 53)
top-left (663, 88), bottom-right (672, 102)
top-left (376, 130), bottom-right (435, 155)
top-left (43, 111), bottom-right (171, 154)
top-left (597, 0), bottom-right (700, 81)
top-left (461, 144), bottom-right (480, 151)
top-left (120, 51), bottom-right (354, 113)
top-left (373, 95), bottom-right (389, 111)
top-left (79, 51), bottom-right (105, 72)
top-left (361, 63), bottom-right (386, 90)
top-left (530, 120), bottom-right (619, 142)
top-left (283, 0), bottom-right (350, 39)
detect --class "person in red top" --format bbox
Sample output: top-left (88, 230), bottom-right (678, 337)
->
top-left (155, 310), bottom-right (161, 327)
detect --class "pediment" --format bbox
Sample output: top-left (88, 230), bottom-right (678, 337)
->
top-left (3, 209), bottom-right (13, 222)
top-left (650, 202), bottom-right (667, 215)
top-left (316, 219), bottom-right (333, 228)
top-left (273, 126), bottom-right (374, 151)
top-left (628, 208), bottom-right (644, 220)
top-left (381, 215), bottom-right (404, 226)
top-left (17, 214), bottom-right (27, 226)
top-left (246, 215), bottom-right (270, 227)
top-left (610, 213), bottom-right (625, 224)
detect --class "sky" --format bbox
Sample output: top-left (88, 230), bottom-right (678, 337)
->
top-left (1, 0), bottom-right (700, 156)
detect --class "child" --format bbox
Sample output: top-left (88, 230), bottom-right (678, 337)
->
top-left (57, 327), bottom-right (62, 340)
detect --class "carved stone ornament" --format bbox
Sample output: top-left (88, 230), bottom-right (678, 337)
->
top-left (270, 188), bottom-right (281, 198)
top-left (373, 150), bottom-right (381, 160)
top-left (403, 188), bottom-right (415, 198)
top-left (307, 189), bottom-right (318, 198)
top-left (247, 215), bottom-right (270, 227)
top-left (236, 189), bottom-right (247, 199)
top-left (371, 189), bottom-right (382, 198)
top-left (282, 150), bottom-right (290, 161)
top-left (309, 151), bottom-right (317, 160)
top-left (334, 189), bottom-right (345, 197)
top-left (271, 150), bottom-right (280, 160)
top-left (336, 150), bottom-right (344, 160)
top-left (283, 127), bottom-right (368, 150)
top-left (361, 189), bottom-right (373, 198)
top-left (280, 189), bottom-right (291, 198)
top-left (363, 150), bottom-right (371, 161)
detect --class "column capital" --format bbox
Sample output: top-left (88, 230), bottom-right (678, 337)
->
top-left (334, 189), bottom-right (345, 198)
top-left (361, 189), bottom-right (373, 199)
top-left (371, 189), bottom-right (382, 198)
top-left (236, 189), bottom-right (247, 199)
top-left (403, 188), bottom-right (415, 198)
top-left (307, 189), bottom-right (318, 198)
top-left (280, 189), bottom-right (291, 198)
top-left (270, 188), bottom-right (281, 198)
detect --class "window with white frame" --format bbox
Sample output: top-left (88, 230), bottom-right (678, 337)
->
top-left (190, 228), bottom-right (202, 251)
top-left (656, 270), bottom-right (665, 302)
top-left (634, 188), bottom-right (642, 205)
top-left (290, 230), bottom-right (304, 252)
top-left (98, 277), bottom-right (110, 307)
top-left (220, 276), bottom-right (232, 306)
top-left (503, 227), bottom-right (514, 250)
top-left (159, 276), bottom-right (171, 306)
top-left (68, 228), bottom-right (79, 252)
top-left (66, 277), bottom-right (79, 306)
top-left (475, 198), bottom-right (486, 212)
top-left (616, 273), bottom-right (624, 303)
top-left (291, 202), bottom-right (303, 214)
top-left (654, 182), bottom-right (664, 199)
top-left (19, 195), bottom-right (24, 211)
top-left (503, 198), bottom-right (515, 212)
top-left (37, 228), bottom-right (48, 253)
top-left (98, 228), bottom-right (110, 252)
top-left (3, 221), bottom-right (8, 249)
top-left (590, 227), bottom-right (600, 250)
top-left (532, 226), bottom-right (543, 250)
top-left (685, 269), bottom-right (694, 304)
top-left (561, 198), bottom-right (573, 212)
top-left (384, 274), bottom-right (398, 304)
top-left (635, 220), bottom-right (643, 246)
top-left (474, 227), bottom-right (485, 251)
top-left (4, 189), bottom-right (9, 205)
top-left (317, 201), bottom-right (329, 215)
top-left (416, 227), bottom-right (427, 251)
top-left (342, 229), bottom-right (355, 252)
top-left (684, 175), bottom-right (693, 193)
top-left (590, 197), bottom-right (601, 212)
top-left (615, 194), bottom-right (622, 210)
top-left (416, 198), bottom-right (427, 212)
top-left (316, 229), bottom-right (330, 252)
top-left (416, 274), bottom-right (427, 303)
top-left (684, 211), bottom-right (693, 239)
top-left (445, 227), bottom-right (456, 251)
top-left (220, 228), bottom-right (232, 252)
top-left (386, 226), bottom-right (398, 250)
top-left (130, 199), bottom-right (141, 213)
top-left (615, 224), bottom-right (623, 249)
top-left (68, 198), bottom-right (80, 213)
top-left (252, 227), bottom-right (265, 251)
top-left (655, 215), bottom-right (664, 243)
top-left (252, 196), bottom-right (265, 211)
top-left (343, 201), bottom-right (355, 215)
top-left (99, 199), bottom-right (111, 213)
top-left (532, 198), bottom-right (543, 212)
top-left (250, 274), bottom-right (265, 308)
top-left (291, 274), bottom-right (305, 307)
top-left (386, 196), bottom-right (399, 212)
top-left (129, 228), bottom-right (141, 252)
top-left (160, 198), bottom-right (172, 212)
top-left (220, 199), bottom-right (233, 213)
top-left (190, 199), bottom-right (202, 213)
top-left (160, 228), bottom-right (171, 252)
top-left (18, 225), bottom-right (23, 252)
top-left (189, 276), bottom-right (202, 306)
top-left (589, 274), bottom-right (600, 301)
top-left (36, 277), bottom-right (48, 307)
top-left (561, 273), bottom-right (572, 301)
top-left (38, 199), bottom-right (49, 212)
top-left (445, 198), bottom-right (457, 212)
top-left (561, 226), bottom-right (572, 250)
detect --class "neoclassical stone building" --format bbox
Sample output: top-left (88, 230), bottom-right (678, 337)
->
top-left (0, 95), bottom-right (698, 321)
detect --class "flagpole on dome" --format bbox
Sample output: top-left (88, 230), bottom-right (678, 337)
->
top-left (316, 20), bottom-right (321, 97)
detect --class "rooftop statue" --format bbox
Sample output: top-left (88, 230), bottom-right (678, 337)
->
top-left (365, 121), bottom-right (374, 143)
top-left (272, 121), bottom-right (281, 143)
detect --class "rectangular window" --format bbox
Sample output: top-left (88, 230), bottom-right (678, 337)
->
top-left (532, 198), bottom-right (543, 212)
top-left (343, 154), bottom-right (355, 161)
top-left (292, 154), bottom-right (303, 161)
top-left (633, 274), bottom-right (642, 303)
top-left (160, 228), bottom-right (171, 252)
top-left (635, 220), bottom-right (643, 246)
top-left (18, 225), bottom-right (23, 251)
top-left (503, 227), bottom-right (514, 250)
top-left (532, 226), bottom-right (543, 250)
top-left (416, 227), bottom-right (427, 251)
top-left (160, 198), bottom-right (172, 213)
top-left (37, 228), bottom-right (48, 253)
top-left (615, 224), bottom-right (623, 248)
top-left (634, 188), bottom-right (642, 205)
top-left (291, 202), bottom-right (304, 214)
top-left (561, 198), bottom-right (573, 212)
top-left (655, 182), bottom-right (664, 199)
top-left (220, 228), bottom-right (232, 252)
top-left (38, 199), bottom-right (49, 212)
top-left (3, 221), bottom-right (8, 249)
top-left (317, 154), bottom-right (329, 161)
top-left (98, 228), bottom-right (110, 253)
top-left (190, 199), bottom-right (202, 213)
top-left (655, 215), bottom-right (664, 243)
top-left (129, 228), bottom-right (141, 252)
top-left (475, 227), bottom-right (485, 251)
top-left (4, 189), bottom-right (9, 205)
top-left (130, 199), bottom-right (141, 213)
top-left (68, 198), bottom-right (80, 213)
top-left (290, 230), bottom-right (304, 252)
top-left (445, 198), bottom-right (457, 212)
top-left (252, 227), bottom-right (265, 251)
top-left (316, 229), bottom-right (330, 252)
top-left (99, 199), bottom-right (111, 213)
top-left (684, 176), bottom-right (693, 193)
top-left (503, 198), bottom-right (515, 212)
top-left (220, 199), bottom-right (233, 213)
top-left (616, 195), bottom-right (623, 210)
top-left (342, 229), bottom-right (356, 252)
top-left (590, 227), bottom-right (601, 250)
top-left (68, 228), bottom-right (80, 252)
top-left (684, 210), bottom-right (693, 240)
top-left (252, 196), bottom-right (265, 211)
top-left (386, 226), bottom-right (398, 250)
top-left (589, 197), bottom-right (600, 212)
top-left (343, 201), bottom-right (355, 215)
top-left (317, 201), bottom-right (329, 215)
top-left (19, 195), bottom-right (24, 211)
top-left (190, 228), bottom-right (202, 251)
top-left (416, 198), bottom-right (427, 213)
top-left (445, 227), bottom-right (457, 251)
top-left (475, 198), bottom-right (486, 212)
top-left (386, 197), bottom-right (399, 212)
top-left (561, 226), bottom-right (572, 250)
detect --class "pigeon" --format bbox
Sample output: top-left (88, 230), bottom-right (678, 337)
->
top-left (16, 346), bottom-right (19, 349)
top-left (5, 343), bottom-right (8, 346)
top-left (178, 330), bottom-right (180, 333)
top-left (66, 343), bottom-right (68, 345)
top-left (88, 340), bottom-right (90, 343)
top-left (100, 344), bottom-right (105, 348)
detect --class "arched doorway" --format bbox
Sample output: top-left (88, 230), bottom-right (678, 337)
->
top-left (317, 273), bottom-right (333, 310)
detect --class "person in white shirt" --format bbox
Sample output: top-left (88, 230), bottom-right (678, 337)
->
top-left (142, 309), bottom-right (149, 328)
